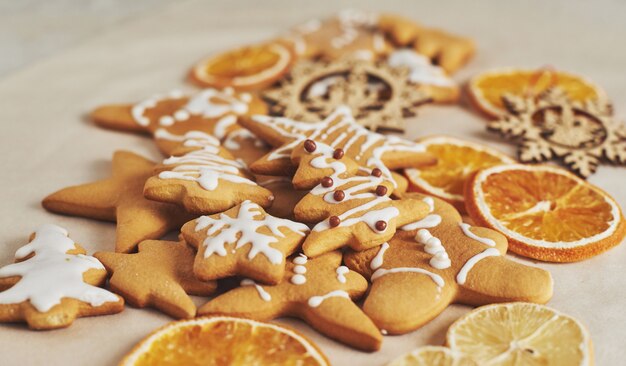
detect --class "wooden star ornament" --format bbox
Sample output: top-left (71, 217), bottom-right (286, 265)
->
top-left (43, 151), bottom-right (191, 253)
top-left (94, 240), bottom-right (217, 319)
top-left (343, 193), bottom-right (554, 334)
top-left (488, 87), bottom-right (626, 177)
top-left (198, 251), bottom-right (382, 351)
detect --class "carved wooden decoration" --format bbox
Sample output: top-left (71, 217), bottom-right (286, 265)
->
top-left (263, 59), bottom-right (431, 131)
top-left (488, 87), bottom-right (626, 177)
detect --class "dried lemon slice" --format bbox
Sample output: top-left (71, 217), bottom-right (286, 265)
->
top-left (447, 303), bottom-right (593, 366)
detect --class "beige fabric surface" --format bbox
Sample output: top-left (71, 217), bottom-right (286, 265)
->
top-left (0, 0), bottom-right (624, 364)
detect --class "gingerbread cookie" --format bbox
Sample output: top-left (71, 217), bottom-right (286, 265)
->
top-left (181, 200), bottom-right (309, 284)
top-left (220, 130), bottom-right (307, 220)
top-left (143, 131), bottom-right (274, 215)
top-left (377, 13), bottom-right (475, 73)
top-left (239, 106), bottom-right (436, 185)
top-left (43, 151), bottom-right (190, 253)
top-left (94, 240), bottom-right (216, 319)
top-left (0, 224), bottom-right (123, 330)
top-left (386, 49), bottom-right (459, 103)
top-left (198, 251), bottom-right (382, 351)
top-left (289, 140), bottom-right (431, 256)
top-left (91, 87), bottom-right (267, 155)
top-left (282, 10), bottom-right (392, 61)
top-left (344, 193), bottom-right (553, 334)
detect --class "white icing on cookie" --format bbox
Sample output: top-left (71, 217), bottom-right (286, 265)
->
top-left (400, 214), bottom-right (442, 231)
top-left (336, 266), bottom-right (349, 283)
top-left (241, 279), bottom-right (271, 302)
top-left (252, 106), bottom-right (426, 188)
top-left (157, 134), bottom-right (258, 191)
top-left (194, 201), bottom-right (309, 264)
top-left (369, 242), bottom-right (389, 270)
top-left (307, 290), bottom-right (350, 307)
top-left (291, 253), bottom-right (308, 285)
top-left (459, 223), bottom-right (496, 247)
top-left (388, 50), bottom-right (455, 87)
top-left (456, 248), bottom-right (501, 285)
top-left (131, 88), bottom-right (249, 137)
top-left (371, 267), bottom-right (445, 288)
top-left (0, 225), bottom-right (119, 312)
top-left (415, 229), bottom-right (451, 269)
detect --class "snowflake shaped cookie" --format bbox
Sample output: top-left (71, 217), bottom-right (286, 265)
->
top-left (488, 87), bottom-right (626, 177)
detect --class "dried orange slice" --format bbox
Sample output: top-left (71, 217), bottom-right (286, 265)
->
top-left (387, 346), bottom-right (477, 366)
top-left (190, 42), bottom-right (294, 91)
top-left (405, 136), bottom-right (515, 212)
top-left (465, 164), bottom-right (625, 262)
top-left (447, 303), bottom-right (593, 366)
top-left (120, 316), bottom-right (329, 366)
top-left (468, 68), bottom-right (605, 117)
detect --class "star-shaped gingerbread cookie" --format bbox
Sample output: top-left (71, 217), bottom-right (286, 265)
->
top-left (0, 224), bottom-right (124, 330)
top-left (289, 140), bottom-right (430, 256)
top-left (239, 106), bottom-right (435, 187)
top-left (94, 240), bottom-right (216, 319)
top-left (181, 200), bottom-right (310, 284)
top-left (143, 131), bottom-right (275, 215)
top-left (91, 87), bottom-right (267, 155)
top-left (198, 250), bottom-right (382, 351)
top-left (344, 193), bottom-right (554, 334)
top-left (42, 151), bottom-right (191, 253)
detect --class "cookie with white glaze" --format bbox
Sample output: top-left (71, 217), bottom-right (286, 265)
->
top-left (290, 140), bottom-right (430, 257)
top-left (0, 225), bottom-right (124, 330)
top-left (343, 193), bottom-right (554, 334)
top-left (143, 132), bottom-right (274, 215)
top-left (198, 250), bottom-right (382, 351)
top-left (181, 201), bottom-right (309, 285)
top-left (91, 87), bottom-right (267, 155)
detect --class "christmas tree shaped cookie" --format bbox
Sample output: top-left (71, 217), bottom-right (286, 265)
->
top-left (0, 225), bottom-right (124, 330)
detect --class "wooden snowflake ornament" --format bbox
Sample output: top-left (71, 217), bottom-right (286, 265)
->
top-left (488, 87), bottom-right (626, 177)
top-left (263, 59), bottom-right (431, 131)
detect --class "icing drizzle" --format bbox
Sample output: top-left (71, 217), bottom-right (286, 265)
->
top-left (0, 225), bottom-right (119, 312)
top-left (456, 248), bottom-right (501, 285)
top-left (387, 50), bottom-right (455, 87)
top-left (157, 131), bottom-right (258, 191)
top-left (335, 266), bottom-right (349, 283)
top-left (369, 242), bottom-right (389, 270)
top-left (131, 88), bottom-right (250, 139)
top-left (241, 279), bottom-right (271, 302)
top-left (307, 290), bottom-right (350, 307)
top-left (371, 267), bottom-right (445, 288)
top-left (291, 254), bottom-right (308, 285)
top-left (252, 106), bottom-right (426, 187)
top-left (194, 201), bottom-right (309, 264)
top-left (459, 223), bottom-right (496, 247)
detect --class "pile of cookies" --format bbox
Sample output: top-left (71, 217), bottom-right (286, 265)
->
top-left (1, 9), bottom-right (625, 366)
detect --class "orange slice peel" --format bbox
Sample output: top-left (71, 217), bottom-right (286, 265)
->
top-left (468, 67), bottom-right (606, 118)
top-left (120, 316), bottom-right (329, 366)
top-left (465, 163), bottom-right (625, 262)
top-left (190, 42), bottom-right (295, 91)
top-left (404, 136), bottom-right (515, 212)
